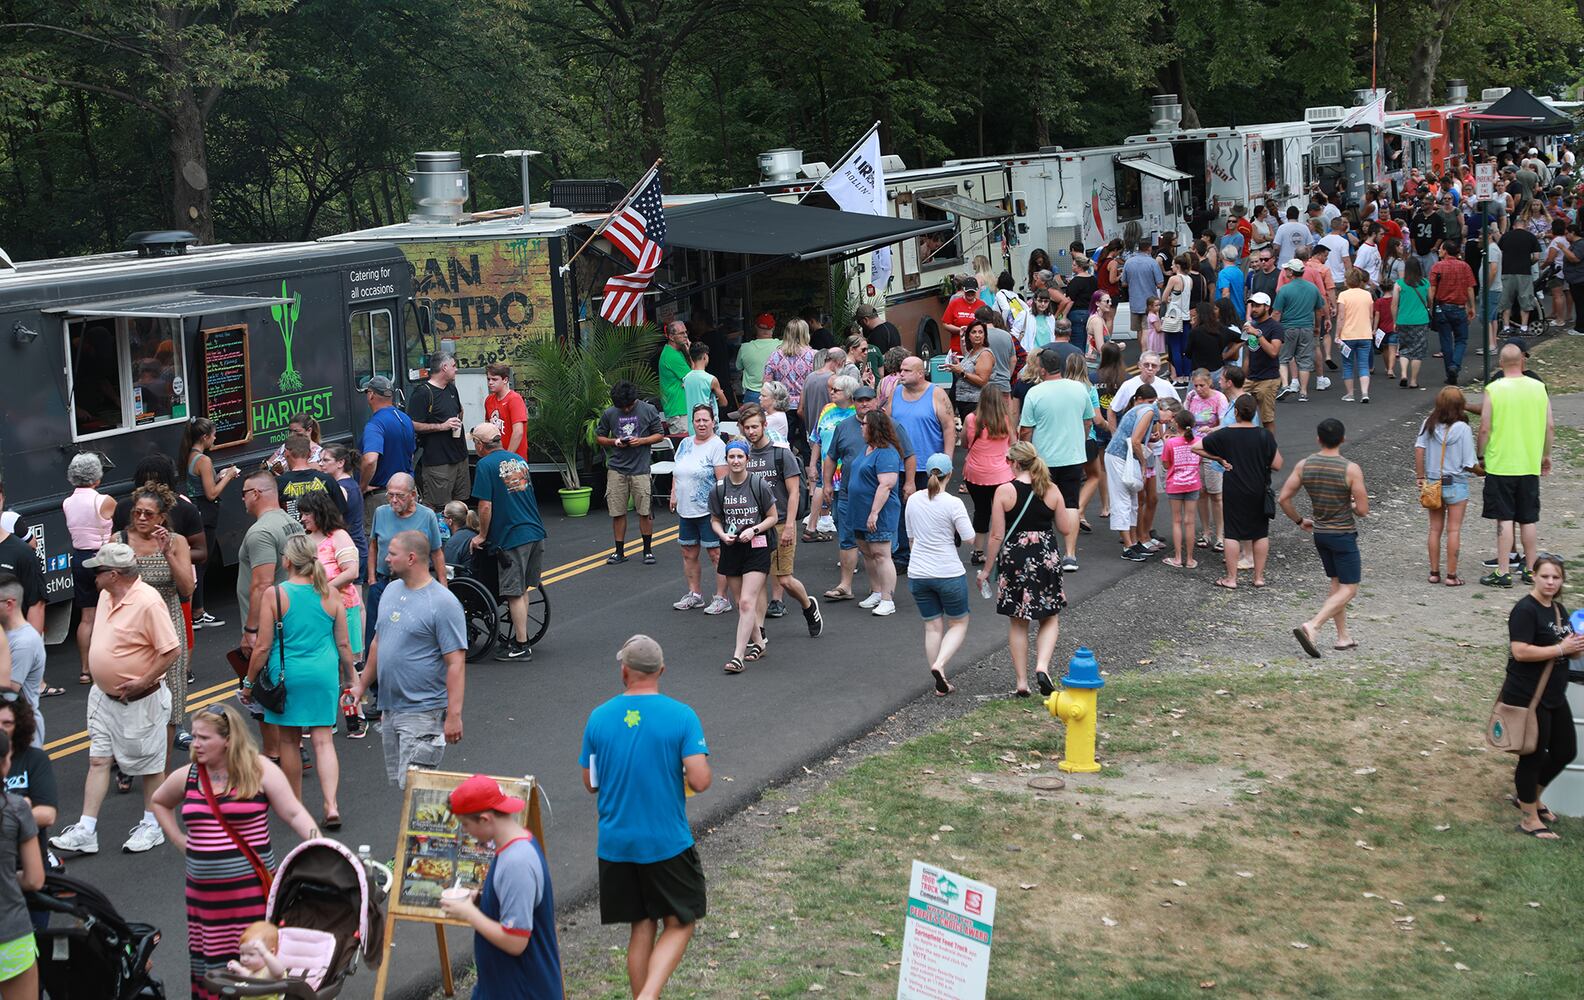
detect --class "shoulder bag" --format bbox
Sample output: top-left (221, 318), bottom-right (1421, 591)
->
top-left (196, 765), bottom-right (273, 892)
top-left (1419, 429), bottom-right (1448, 510)
top-left (1485, 604), bottom-right (1560, 755)
top-left (251, 585), bottom-right (289, 715)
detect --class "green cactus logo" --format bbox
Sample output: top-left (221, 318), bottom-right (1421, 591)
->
top-left (270, 280), bottom-right (304, 392)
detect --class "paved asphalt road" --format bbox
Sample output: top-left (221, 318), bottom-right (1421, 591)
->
top-left (33, 350), bottom-right (1473, 997)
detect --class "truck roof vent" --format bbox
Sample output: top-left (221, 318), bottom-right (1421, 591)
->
top-left (1446, 79), bottom-right (1469, 103)
top-left (1149, 94), bottom-right (1183, 133)
top-left (549, 179), bottom-right (627, 213)
top-left (759, 148), bottom-right (804, 183)
top-left (408, 151), bottom-right (470, 224)
top-left (124, 231), bottom-right (198, 257)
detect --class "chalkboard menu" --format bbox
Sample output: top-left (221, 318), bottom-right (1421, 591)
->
top-left (200, 324), bottom-right (252, 448)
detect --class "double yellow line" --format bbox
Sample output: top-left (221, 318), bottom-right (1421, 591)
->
top-left (45, 524), bottom-right (686, 762)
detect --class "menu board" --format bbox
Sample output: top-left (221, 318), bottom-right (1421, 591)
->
top-left (389, 769), bottom-right (543, 922)
top-left (200, 323), bottom-right (252, 448)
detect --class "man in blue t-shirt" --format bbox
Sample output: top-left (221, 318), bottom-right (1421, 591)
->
top-left (365, 473), bottom-right (445, 641)
top-left (581, 635), bottom-right (710, 1000)
top-left (470, 423), bottom-right (546, 662)
top-left (1217, 246), bottom-right (1246, 317)
top-left (359, 376), bottom-right (417, 529)
top-left (441, 774), bottom-right (563, 1000)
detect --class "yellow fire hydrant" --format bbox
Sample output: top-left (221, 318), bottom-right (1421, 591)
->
top-left (1043, 646), bottom-right (1104, 773)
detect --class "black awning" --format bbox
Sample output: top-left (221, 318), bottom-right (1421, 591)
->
top-left (43, 291), bottom-right (294, 319)
top-left (664, 194), bottom-right (950, 260)
top-left (1459, 88), bottom-right (1575, 137)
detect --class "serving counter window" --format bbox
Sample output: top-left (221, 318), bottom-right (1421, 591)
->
top-left (67, 316), bottom-right (187, 439)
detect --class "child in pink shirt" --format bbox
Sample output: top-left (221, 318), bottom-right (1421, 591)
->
top-left (1160, 409), bottom-right (1203, 569)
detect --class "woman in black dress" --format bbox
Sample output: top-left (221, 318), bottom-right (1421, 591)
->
top-left (1503, 555), bottom-right (1584, 839)
top-left (975, 441), bottom-right (1073, 698)
top-left (1194, 394), bottom-right (1282, 589)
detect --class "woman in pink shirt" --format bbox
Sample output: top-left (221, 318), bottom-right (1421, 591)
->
top-left (62, 453), bottom-right (116, 688)
top-left (961, 386), bottom-right (1016, 564)
top-left (1160, 409), bottom-right (1204, 569)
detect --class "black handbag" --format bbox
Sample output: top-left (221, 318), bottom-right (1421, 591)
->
top-left (251, 585), bottom-right (289, 714)
top-left (1264, 484), bottom-right (1277, 519)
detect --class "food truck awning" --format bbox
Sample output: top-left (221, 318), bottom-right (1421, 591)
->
top-left (43, 291), bottom-right (294, 319)
top-left (915, 193), bottom-right (1012, 222)
top-left (1117, 157), bottom-right (1193, 183)
top-left (1387, 124), bottom-right (1438, 140)
top-left (664, 194), bottom-right (952, 260)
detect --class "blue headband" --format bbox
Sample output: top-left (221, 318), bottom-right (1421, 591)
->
top-left (725, 440), bottom-right (750, 456)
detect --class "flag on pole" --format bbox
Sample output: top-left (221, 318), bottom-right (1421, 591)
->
top-left (820, 125), bottom-right (891, 290)
top-left (1341, 92), bottom-right (1387, 131)
top-left (598, 166), bottom-right (666, 325)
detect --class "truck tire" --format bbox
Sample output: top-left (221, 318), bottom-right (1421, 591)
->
top-left (914, 319), bottom-right (939, 361)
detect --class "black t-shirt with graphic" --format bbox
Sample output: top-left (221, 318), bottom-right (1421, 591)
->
top-left (709, 474), bottom-right (776, 537)
top-left (277, 469), bottom-right (349, 524)
top-left (745, 443), bottom-right (802, 525)
top-left (1503, 595), bottom-right (1572, 709)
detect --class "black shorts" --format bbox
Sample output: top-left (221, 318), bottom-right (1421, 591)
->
top-left (716, 540), bottom-right (772, 578)
top-left (1084, 438), bottom-right (1100, 463)
top-left (599, 846), bottom-right (708, 925)
top-left (1482, 474), bottom-right (1540, 525)
top-left (71, 548), bottom-right (101, 609)
top-left (1050, 463), bottom-right (1085, 510)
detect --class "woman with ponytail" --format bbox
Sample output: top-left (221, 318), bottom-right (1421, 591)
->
top-left (243, 534), bottom-right (352, 827)
top-left (976, 441), bottom-right (1072, 698)
top-left (905, 454), bottom-right (976, 695)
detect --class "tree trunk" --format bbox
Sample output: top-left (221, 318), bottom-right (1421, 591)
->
top-left (166, 85), bottom-right (213, 242)
top-left (638, 60), bottom-right (667, 174)
top-left (1405, 0), bottom-right (1463, 106)
top-left (1160, 59), bottom-right (1199, 130)
top-left (72, 92), bottom-right (116, 246)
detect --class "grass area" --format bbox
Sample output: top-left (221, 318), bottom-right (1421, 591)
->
top-left (561, 647), bottom-right (1584, 998)
top-left (1529, 332), bottom-right (1584, 394)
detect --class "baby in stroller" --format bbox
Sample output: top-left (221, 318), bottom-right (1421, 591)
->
top-left (227, 921), bottom-right (289, 982)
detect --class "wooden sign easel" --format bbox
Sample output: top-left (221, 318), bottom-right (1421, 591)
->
top-left (371, 768), bottom-right (543, 1000)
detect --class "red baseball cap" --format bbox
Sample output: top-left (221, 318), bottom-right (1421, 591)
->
top-left (754, 312), bottom-right (776, 330)
top-left (448, 774), bottom-right (527, 816)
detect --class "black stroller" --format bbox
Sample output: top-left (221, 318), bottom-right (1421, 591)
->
top-left (27, 873), bottom-right (166, 999)
top-left (203, 838), bottom-right (390, 999)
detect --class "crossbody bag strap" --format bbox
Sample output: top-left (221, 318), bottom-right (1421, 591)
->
top-left (1527, 605), bottom-right (1564, 712)
top-left (196, 765), bottom-right (273, 892)
top-left (273, 584), bottom-right (287, 683)
top-left (988, 486), bottom-right (1038, 585)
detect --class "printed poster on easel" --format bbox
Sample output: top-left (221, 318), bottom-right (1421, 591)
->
top-left (373, 769), bottom-right (543, 1000)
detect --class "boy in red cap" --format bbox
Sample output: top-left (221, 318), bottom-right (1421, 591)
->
top-left (440, 775), bottom-right (562, 999)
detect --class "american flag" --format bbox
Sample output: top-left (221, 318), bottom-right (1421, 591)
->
top-left (599, 166), bottom-right (666, 325)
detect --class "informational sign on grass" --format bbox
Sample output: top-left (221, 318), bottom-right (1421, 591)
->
top-left (896, 860), bottom-right (996, 1000)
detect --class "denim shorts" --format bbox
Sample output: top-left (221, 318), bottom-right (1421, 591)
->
top-left (1440, 478), bottom-right (1470, 505)
top-left (1313, 531), bottom-right (1362, 585)
top-left (678, 514), bottom-right (720, 548)
top-left (909, 575), bottom-right (970, 620)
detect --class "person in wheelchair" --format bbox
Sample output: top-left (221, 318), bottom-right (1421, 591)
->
top-left (443, 501), bottom-right (480, 576)
top-left (469, 424), bottom-right (547, 662)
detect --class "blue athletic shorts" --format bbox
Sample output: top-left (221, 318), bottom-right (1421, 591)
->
top-left (1313, 531), bottom-right (1362, 584)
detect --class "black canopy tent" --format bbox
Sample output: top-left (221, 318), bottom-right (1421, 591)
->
top-left (1456, 87), bottom-right (1575, 138)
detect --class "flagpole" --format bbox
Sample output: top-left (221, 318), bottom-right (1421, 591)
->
top-left (797, 121), bottom-right (881, 204)
top-left (559, 159), bottom-right (662, 275)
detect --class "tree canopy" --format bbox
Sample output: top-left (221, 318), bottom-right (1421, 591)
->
top-left (1, 0), bottom-right (1579, 259)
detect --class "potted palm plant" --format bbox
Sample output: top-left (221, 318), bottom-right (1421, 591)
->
top-left (521, 321), bottom-right (661, 516)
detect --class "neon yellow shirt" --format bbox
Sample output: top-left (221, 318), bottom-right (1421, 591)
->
top-left (1484, 375), bottom-right (1548, 476)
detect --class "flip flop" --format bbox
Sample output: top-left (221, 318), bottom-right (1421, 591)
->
top-left (1252, 580), bottom-right (1268, 588)
top-left (78, 673), bottom-right (92, 686)
top-left (1515, 823), bottom-right (1560, 840)
top-left (1013, 689), bottom-right (1032, 699)
top-left (39, 686), bottom-right (66, 699)
top-left (1293, 625), bottom-right (1322, 659)
top-left (823, 588), bottom-right (854, 601)
top-left (1213, 540), bottom-right (1225, 552)
top-left (1035, 671), bottom-right (1055, 697)
top-left (1509, 798), bottom-right (1559, 825)
top-left (322, 814), bottom-right (342, 832)
top-left (1185, 561), bottom-right (1199, 570)
top-left (1333, 641), bottom-right (1358, 651)
top-left (930, 669), bottom-right (953, 696)
top-left (723, 657), bottom-right (745, 674)
top-left (1162, 557), bottom-right (1184, 568)
top-left (1195, 536), bottom-right (1210, 549)
top-left (1213, 578), bottom-right (1238, 590)
top-left (1079, 519), bottom-right (1093, 534)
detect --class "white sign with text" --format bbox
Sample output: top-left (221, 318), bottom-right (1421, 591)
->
top-left (897, 860), bottom-right (996, 1000)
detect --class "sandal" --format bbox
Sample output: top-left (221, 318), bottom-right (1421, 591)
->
top-left (971, 550), bottom-right (986, 565)
top-left (823, 588), bottom-right (854, 601)
top-left (78, 672), bottom-right (92, 686)
top-left (1428, 572), bottom-right (1441, 584)
top-left (1510, 798), bottom-right (1559, 825)
top-left (930, 668), bottom-right (953, 696)
top-left (1213, 540), bottom-right (1225, 552)
top-left (39, 686), bottom-right (65, 699)
top-left (723, 657), bottom-right (745, 674)
top-left (1515, 823), bottom-right (1560, 840)
top-left (1333, 640), bottom-right (1358, 651)
top-left (1213, 578), bottom-right (1238, 590)
top-left (1445, 575), bottom-right (1466, 587)
top-left (745, 642), bottom-right (766, 662)
top-left (322, 813), bottom-right (342, 831)
top-left (801, 530), bottom-right (822, 543)
top-left (1195, 536), bottom-right (1210, 549)
top-left (1079, 519), bottom-right (1093, 534)
top-left (1292, 624), bottom-right (1322, 659)
top-left (1013, 688), bottom-right (1032, 699)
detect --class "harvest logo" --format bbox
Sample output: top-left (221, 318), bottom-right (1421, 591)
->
top-left (270, 280), bottom-right (304, 392)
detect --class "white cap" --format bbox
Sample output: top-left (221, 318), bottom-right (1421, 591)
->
top-left (1248, 292), bottom-right (1272, 307)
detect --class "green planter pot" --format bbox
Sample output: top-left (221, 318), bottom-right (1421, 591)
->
top-left (559, 486), bottom-right (594, 517)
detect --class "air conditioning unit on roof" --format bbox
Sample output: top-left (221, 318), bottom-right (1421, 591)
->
top-left (1304, 106), bottom-right (1346, 124)
top-left (1480, 87), bottom-right (1510, 102)
top-left (880, 154), bottom-right (908, 173)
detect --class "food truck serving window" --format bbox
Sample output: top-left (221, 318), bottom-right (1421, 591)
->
top-left (67, 316), bottom-right (188, 438)
top-left (352, 308), bottom-right (395, 388)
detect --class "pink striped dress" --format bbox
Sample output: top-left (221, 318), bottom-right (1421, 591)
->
top-left (180, 764), bottom-right (276, 999)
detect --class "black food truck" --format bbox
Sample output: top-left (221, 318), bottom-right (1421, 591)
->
top-left (0, 233), bottom-right (421, 640)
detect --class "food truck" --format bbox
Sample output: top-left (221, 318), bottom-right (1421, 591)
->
top-left (0, 234), bottom-right (415, 630)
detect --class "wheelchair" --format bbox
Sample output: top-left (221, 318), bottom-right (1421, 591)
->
top-left (446, 546), bottom-right (550, 661)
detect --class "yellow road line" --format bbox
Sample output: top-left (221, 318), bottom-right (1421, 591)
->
top-left (45, 525), bottom-right (684, 761)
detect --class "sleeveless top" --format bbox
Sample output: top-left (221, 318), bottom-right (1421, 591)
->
top-left (63, 487), bottom-right (111, 550)
top-left (1163, 274), bottom-right (1191, 330)
top-left (891, 384), bottom-right (944, 455)
top-left (180, 764), bottom-right (275, 870)
top-left (1006, 479), bottom-right (1055, 533)
top-left (186, 453), bottom-right (206, 502)
top-left (1301, 454), bottom-right (1354, 532)
top-left (954, 348), bottom-right (990, 404)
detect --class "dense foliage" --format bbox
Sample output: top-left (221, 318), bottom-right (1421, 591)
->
top-left (2, 0), bottom-right (1580, 260)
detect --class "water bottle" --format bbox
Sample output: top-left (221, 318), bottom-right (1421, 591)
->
top-left (357, 845), bottom-right (371, 863)
top-left (980, 575), bottom-right (993, 600)
top-left (438, 518), bottom-right (452, 543)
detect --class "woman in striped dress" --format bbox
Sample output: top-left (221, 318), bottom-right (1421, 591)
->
top-left (152, 704), bottom-right (318, 998)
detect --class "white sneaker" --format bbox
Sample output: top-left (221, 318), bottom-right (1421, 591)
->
top-left (1570, 329), bottom-right (1584, 337)
top-left (672, 591), bottom-right (705, 611)
top-left (1340, 394), bottom-right (1355, 402)
top-left (1288, 378), bottom-right (1299, 392)
top-left (703, 596), bottom-right (733, 615)
top-left (817, 515), bottom-right (836, 534)
top-left (50, 823), bottom-right (99, 855)
top-left (1315, 376), bottom-right (1332, 391)
top-left (122, 820), bottom-right (164, 853)
top-left (859, 592), bottom-right (884, 609)
top-left (871, 600), bottom-right (897, 617)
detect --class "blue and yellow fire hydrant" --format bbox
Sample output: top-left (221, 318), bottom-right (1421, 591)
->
top-left (1044, 646), bottom-right (1104, 773)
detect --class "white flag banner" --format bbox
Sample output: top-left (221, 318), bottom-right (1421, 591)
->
top-left (824, 128), bottom-right (891, 290)
top-left (1341, 93), bottom-right (1387, 131)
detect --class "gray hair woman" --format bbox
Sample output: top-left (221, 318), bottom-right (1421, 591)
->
top-left (62, 452), bottom-right (116, 688)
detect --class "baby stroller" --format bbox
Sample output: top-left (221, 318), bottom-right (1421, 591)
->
top-left (203, 838), bottom-right (391, 999)
top-left (27, 873), bottom-right (165, 999)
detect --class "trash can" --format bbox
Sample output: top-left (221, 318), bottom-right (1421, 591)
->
top-left (1545, 662), bottom-right (1584, 818)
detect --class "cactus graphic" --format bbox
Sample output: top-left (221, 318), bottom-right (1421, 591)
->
top-left (270, 280), bottom-right (304, 392)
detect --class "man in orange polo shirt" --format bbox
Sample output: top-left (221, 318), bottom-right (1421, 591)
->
top-left (50, 543), bottom-right (178, 856)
